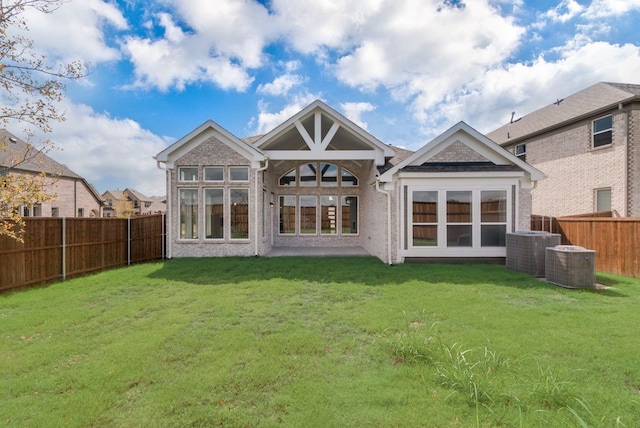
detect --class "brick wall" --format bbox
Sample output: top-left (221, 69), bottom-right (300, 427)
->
top-left (506, 109), bottom-right (629, 217)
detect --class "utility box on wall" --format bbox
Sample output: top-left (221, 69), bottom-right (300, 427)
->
top-left (506, 231), bottom-right (562, 277)
top-left (545, 245), bottom-right (596, 288)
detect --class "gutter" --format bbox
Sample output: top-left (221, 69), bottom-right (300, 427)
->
top-left (375, 179), bottom-right (393, 266)
top-left (255, 159), bottom-right (269, 256)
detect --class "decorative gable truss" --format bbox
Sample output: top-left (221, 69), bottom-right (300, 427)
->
top-left (255, 100), bottom-right (395, 165)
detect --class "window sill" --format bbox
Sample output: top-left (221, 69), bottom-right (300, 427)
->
top-left (590, 144), bottom-right (613, 152)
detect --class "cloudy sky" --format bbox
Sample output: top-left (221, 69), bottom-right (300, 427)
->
top-left (6, 0), bottom-right (640, 196)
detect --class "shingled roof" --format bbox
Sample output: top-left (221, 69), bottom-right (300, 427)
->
top-left (487, 82), bottom-right (640, 145)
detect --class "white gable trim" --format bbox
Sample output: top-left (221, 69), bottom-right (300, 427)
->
top-left (254, 99), bottom-right (394, 164)
top-left (378, 121), bottom-right (545, 182)
top-left (155, 120), bottom-right (265, 168)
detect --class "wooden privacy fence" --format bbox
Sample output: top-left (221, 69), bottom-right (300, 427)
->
top-left (0, 214), bottom-right (165, 291)
top-left (531, 213), bottom-right (640, 278)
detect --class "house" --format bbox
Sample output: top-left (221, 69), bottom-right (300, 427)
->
top-left (0, 130), bottom-right (103, 217)
top-left (102, 188), bottom-right (166, 217)
top-left (155, 100), bottom-right (543, 264)
top-left (487, 82), bottom-right (640, 217)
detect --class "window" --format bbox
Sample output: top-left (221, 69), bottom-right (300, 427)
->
top-left (480, 191), bottom-right (507, 246)
top-left (77, 208), bottom-right (84, 218)
top-left (593, 115), bottom-right (612, 148)
top-left (341, 168), bottom-right (358, 186)
top-left (321, 196), bottom-right (338, 234)
top-left (106, 198), bottom-right (112, 206)
top-left (515, 144), bottom-right (526, 162)
top-left (230, 189), bottom-right (249, 239)
top-left (320, 163), bottom-right (338, 187)
top-left (412, 191), bottom-right (438, 247)
top-left (446, 191), bottom-right (472, 247)
top-left (279, 164), bottom-right (358, 187)
top-left (205, 189), bottom-right (224, 239)
top-left (341, 196), bottom-right (358, 234)
top-left (229, 166), bottom-right (249, 182)
top-left (279, 168), bottom-right (297, 186)
top-left (51, 207), bottom-right (59, 217)
top-left (33, 205), bottom-right (41, 217)
top-left (299, 196), bottom-right (317, 234)
top-left (179, 167), bottom-right (199, 182)
top-left (144, 201), bottom-right (152, 208)
top-left (23, 206), bottom-right (30, 217)
top-left (204, 166), bottom-right (224, 181)
top-left (279, 195), bottom-right (296, 234)
top-left (595, 188), bottom-right (611, 212)
top-left (180, 189), bottom-right (198, 239)
top-left (300, 163), bottom-right (317, 187)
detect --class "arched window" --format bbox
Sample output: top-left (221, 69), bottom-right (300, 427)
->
top-left (278, 163), bottom-right (358, 187)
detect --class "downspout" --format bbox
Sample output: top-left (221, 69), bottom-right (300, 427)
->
top-left (156, 159), bottom-right (172, 259)
top-left (255, 159), bottom-right (269, 256)
top-left (375, 179), bottom-right (393, 266)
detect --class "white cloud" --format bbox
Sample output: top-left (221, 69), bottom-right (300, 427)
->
top-left (431, 41), bottom-right (640, 137)
top-left (257, 74), bottom-right (303, 96)
top-left (21, 0), bottom-right (126, 64)
top-left (253, 94), bottom-right (319, 134)
top-left (543, 0), bottom-right (584, 23)
top-left (41, 101), bottom-right (171, 196)
top-left (585, 0), bottom-right (640, 18)
top-left (340, 102), bottom-right (375, 130)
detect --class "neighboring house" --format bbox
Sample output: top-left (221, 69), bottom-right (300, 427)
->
top-left (0, 130), bottom-right (103, 218)
top-left (102, 188), bottom-right (166, 217)
top-left (487, 82), bottom-right (640, 217)
top-left (155, 100), bottom-right (543, 264)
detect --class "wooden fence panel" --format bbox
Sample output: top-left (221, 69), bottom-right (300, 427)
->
top-left (532, 217), bottom-right (640, 278)
top-left (0, 214), bottom-right (165, 291)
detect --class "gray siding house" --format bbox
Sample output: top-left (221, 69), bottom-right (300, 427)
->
top-left (155, 100), bottom-right (543, 264)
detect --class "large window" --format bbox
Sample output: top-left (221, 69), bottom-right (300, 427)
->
top-left (408, 188), bottom-right (511, 251)
top-left (300, 163), bottom-right (317, 187)
top-left (180, 188), bottom-right (198, 239)
top-left (279, 195), bottom-right (296, 234)
top-left (205, 189), bottom-right (224, 239)
top-left (593, 115), bottom-right (612, 148)
top-left (230, 189), bottom-right (249, 239)
top-left (320, 163), bottom-right (338, 187)
top-left (447, 191), bottom-right (472, 247)
top-left (300, 196), bottom-right (317, 234)
top-left (342, 196), bottom-right (358, 234)
top-left (412, 191), bottom-right (438, 246)
top-left (229, 166), bottom-right (249, 182)
top-left (321, 196), bottom-right (338, 234)
top-left (480, 191), bottom-right (507, 247)
top-left (204, 166), bottom-right (224, 182)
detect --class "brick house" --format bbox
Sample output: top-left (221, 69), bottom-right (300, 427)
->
top-left (487, 82), bottom-right (640, 217)
top-left (155, 100), bottom-right (543, 264)
top-left (102, 188), bottom-right (166, 217)
top-left (0, 130), bottom-right (103, 218)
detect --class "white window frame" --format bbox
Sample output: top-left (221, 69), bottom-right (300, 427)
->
top-left (178, 166), bottom-right (199, 182)
top-left (341, 195), bottom-right (359, 235)
top-left (204, 166), bottom-right (225, 182)
top-left (299, 195), bottom-right (318, 235)
top-left (406, 185), bottom-right (513, 256)
top-left (515, 143), bottom-right (526, 162)
top-left (204, 188), bottom-right (224, 240)
top-left (592, 115), bottom-right (613, 148)
top-left (229, 188), bottom-right (249, 240)
top-left (179, 188), bottom-right (199, 240)
top-left (595, 187), bottom-right (612, 212)
top-left (229, 166), bottom-right (249, 182)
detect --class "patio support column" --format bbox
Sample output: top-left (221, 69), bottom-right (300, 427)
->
top-left (376, 180), bottom-right (393, 265)
top-left (255, 159), bottom-right (269, 256)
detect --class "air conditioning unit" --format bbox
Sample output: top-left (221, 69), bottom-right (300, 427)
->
top-left (545, 245), bottom-right (596, 288)
top-left (506, 231), bottom-right (561, 277)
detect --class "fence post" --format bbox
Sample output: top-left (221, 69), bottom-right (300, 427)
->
top-left (61, 217), bottom-right (66, 281)
top-left (161, 213), bottom-right (166, 260)
top-left (127, 217), bottom-right (131, 266)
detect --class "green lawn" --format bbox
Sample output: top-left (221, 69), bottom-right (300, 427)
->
top-left (2, 257), bottom-right (639, 427)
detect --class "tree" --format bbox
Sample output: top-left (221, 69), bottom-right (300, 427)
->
top-left (0, 0), bottom-right (86, 241)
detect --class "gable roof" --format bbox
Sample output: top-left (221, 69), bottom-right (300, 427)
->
top-left (253, 99), bottom-right (395, 165)
top-left (378, 121), bottom-right (544, 182)
top-left (155, 119), bottom-right (266, 168)
top-left (1, 130), bottom-right (104, 204)
top-left (487, 82), bottom-right (640, 145)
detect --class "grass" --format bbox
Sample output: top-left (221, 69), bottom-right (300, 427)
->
top-left (1, 257), bottom-right (640, 427)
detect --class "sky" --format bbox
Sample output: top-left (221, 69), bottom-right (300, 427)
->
top-left (5, 0), bottom-right (640, 196)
